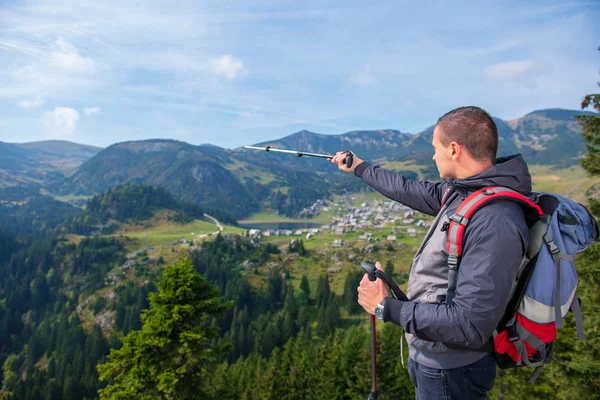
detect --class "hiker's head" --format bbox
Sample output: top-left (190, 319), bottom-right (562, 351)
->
top-left (432, 106), bottom-right (498, 179)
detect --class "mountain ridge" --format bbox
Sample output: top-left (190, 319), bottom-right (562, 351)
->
top-left (2, 107), bottom-right (597, 218)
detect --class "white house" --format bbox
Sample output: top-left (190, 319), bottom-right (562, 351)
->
top-left (249, 229), bottom-right (262, 238)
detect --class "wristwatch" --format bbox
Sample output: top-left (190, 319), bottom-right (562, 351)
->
top-left (374, 298), bottom-right (387, 321)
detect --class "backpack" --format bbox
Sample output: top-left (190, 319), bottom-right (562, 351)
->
top-left (443, 186), bottom-right (599, 381)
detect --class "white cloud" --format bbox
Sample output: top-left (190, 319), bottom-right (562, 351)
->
top-left (210, 55), bottom-right (246, 80)
top-left (0, 1), bottom-right (597, 146)
top-left (84, 106), bottom-right (101, 116)
top-left (51, 38), bottom-right (96, 73)
top-left (484, 60), bottom-right (542, 80)
top-left (349, 66), bottom-right (379, 87)
top-left (42, 107), bottom-right (80, 134)
top-left (18, 94), bottom-right (45, 109)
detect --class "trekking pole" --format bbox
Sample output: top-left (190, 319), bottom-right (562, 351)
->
top-left (242, 145), bottom-right (354, 168)
top-left (361, 262), bottom-right (379, 400)
top-left (359, 262), bottom-right (410, 400)
top-left (369, 313), bottom-right (377, 400)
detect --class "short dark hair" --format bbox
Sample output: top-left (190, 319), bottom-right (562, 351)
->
top-left (436, 106), bottom-right (498, 162)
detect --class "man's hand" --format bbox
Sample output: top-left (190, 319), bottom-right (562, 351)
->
top-left (330, 151), bottom-right (364, 173)
top-left (357, 261), bottom-right (389, 315)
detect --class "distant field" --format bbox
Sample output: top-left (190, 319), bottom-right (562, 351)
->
top-left (378, 160), bottom-right (423, 173)
top-left (224, 159), bottom-right (278, 185)
top-left (529, 164), bottom-right (600, 203)
top-left (52, 193), bottom-right (92, 207)
top-left (239, 211), bottom-right (333, 224)
top-left (115, 218), bottom-right (246, 253)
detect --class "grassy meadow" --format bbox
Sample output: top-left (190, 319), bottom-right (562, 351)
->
top-left (529, 164), bottom-right (600, 203)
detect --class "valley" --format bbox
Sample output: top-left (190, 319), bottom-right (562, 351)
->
top-left (1, 107), bottom-right (599, 399)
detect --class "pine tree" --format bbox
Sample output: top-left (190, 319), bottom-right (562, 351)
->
top-left (578, 87), bottom-right (600, 176)
top-left (339, 326), bottom-right (372, 399)
top-left (318, 293), bottom-right (340, 338)
top-left (283, 285), bottom-right (298, 319)
top-left (344, 269), bottom-right (363, 314)
top-left (299, 274), bottom-right (311, 305)
top-left (316, 275), bottom-right (330, 308)
top-left (385, 260), bottom-right (395, 277)
top-left (578, 55), bottom-right (600, 215)
top-left (97, 257), bottom-right (232, 399)
top-left (0, 354), bottom-right (22, 399)
top-left (297, 306), bottom-right (308, 331)
top-left (268, 268), bottom-right (284, 309)
top-left (377, 323), bottom-right (415, 399)
top-left (298, 240), bottom-right (308, 256)
top-left (282, 311), bottom-right (297, 340)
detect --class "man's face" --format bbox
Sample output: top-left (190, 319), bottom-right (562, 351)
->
top-left (432, 126), bottom-right (455, 179)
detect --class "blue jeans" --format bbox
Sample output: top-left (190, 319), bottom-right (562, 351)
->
top-left (408, 353), bottom-right (497, 400)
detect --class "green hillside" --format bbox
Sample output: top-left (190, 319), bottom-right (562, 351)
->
top-left (65, 183), bottom-right (237, 236)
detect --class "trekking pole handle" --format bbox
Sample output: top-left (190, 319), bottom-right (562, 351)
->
top-left (361, 262), bottom-right (377, 282)
top-left (360, 262), bottom-right (378, 400)
top-left (344, 151), bottom-right (354, 169)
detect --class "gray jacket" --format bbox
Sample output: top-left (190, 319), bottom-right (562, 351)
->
top-left (354, 155), bottom-right (530, 369)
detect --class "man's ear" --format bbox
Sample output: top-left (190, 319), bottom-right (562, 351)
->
top-left (450, 142), bottom-right (460, 159)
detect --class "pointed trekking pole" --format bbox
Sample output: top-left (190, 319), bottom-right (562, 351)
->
top-left (361, 262), bottom-right (379, 400)
top-left (242, 145), bottom-right (354, 168)
top-left (368, 314), bottom-right (378, 400)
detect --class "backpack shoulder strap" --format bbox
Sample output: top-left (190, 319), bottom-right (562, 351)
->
top-left (445, 186), bottom-right (543, 304)
top-left (441, 186), bottom-right (454, 207)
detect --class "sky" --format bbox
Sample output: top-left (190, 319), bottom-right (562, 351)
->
top-left (0, 0), bottom-right (599, 150)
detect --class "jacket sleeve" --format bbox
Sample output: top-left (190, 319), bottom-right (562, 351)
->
top-left (354, 162), bottom-right (447, 216)
top-left (382, 202), bottom-right (528, 348)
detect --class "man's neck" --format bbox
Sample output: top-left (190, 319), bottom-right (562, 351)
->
top-left (454, 160), bottom-right (494, 179)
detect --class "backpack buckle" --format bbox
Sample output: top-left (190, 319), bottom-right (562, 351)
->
top-left (544, 234), bottom-right (560, 255)
top-left (450, 214), bottom-right (468, 225)
top-left (447, 255), bottom-right (459, 268)
top-left (506, 317), bottom-right (519, 342)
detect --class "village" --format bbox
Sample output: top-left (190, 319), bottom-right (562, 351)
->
top-left (247, 196), bottom-right (430, 245)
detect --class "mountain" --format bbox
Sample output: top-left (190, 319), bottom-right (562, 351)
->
top-left (61, 140), bottom-right (256, 216)
top-left (0, 140), bottom-right (102, 188)
top-left (255, 109), bottom-right (595, 168)
top-left (56, 138), bottom-right (337, 218)
top-left (3, 108), bottom-right (596, 218)
top-left (507, 109), bottom-right (590, 166)
top-left (254, 129), bottom-right (414, 161)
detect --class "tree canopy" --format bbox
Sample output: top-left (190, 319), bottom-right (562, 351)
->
top-left (97, 258), bottom-right (232, 399)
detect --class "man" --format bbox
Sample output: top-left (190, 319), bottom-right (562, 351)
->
top-left (331, 106), bottom-right (530, 400)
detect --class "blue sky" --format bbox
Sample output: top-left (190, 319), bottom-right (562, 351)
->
top-left (0, 0), bottom-right (598, 149)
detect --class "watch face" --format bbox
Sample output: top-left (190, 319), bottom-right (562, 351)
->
top-left (375, 304), bottom-right (384, 320)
